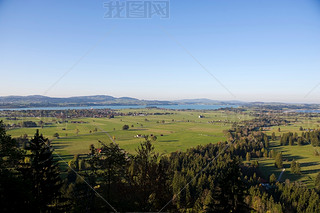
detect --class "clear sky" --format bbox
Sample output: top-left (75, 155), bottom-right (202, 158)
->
top-left (1, 0), bottom-right (320, 103)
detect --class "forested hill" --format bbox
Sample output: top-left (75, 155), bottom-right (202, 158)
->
top-left (0, 95), bottom-right (174, 108)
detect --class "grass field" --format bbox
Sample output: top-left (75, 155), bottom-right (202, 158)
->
top-left (3, 109), bottom-right (250, 162)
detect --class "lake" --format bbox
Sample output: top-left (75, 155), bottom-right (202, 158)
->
top-left (0, 104), bottom-right (238, 111)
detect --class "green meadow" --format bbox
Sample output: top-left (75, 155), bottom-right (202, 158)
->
top-left (4, 109), bottom-right (249, 161)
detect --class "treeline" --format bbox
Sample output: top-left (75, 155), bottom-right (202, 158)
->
top-left (0, 124), bottom-right (63, 212)
top-left (248, 180), bottom-right (320, 212)
top-left (280, 130), bottom-right (320, 146)
top-left (1, 109), bottom-right (175, 120)
top-left (236, 117), bottom-right (289, 132)
top-left (65, 140), bottom-right (250, 212)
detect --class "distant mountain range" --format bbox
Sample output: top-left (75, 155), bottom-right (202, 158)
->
top-left (0, 95), bottom-right (243, 108)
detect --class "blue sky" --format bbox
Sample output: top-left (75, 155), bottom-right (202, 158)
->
top-left (1, 0), bottom-right (320, 103)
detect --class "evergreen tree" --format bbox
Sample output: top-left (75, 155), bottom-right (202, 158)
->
top-left (311, 137), bottom-right (319, 147)
top-left (128, 138), bottom-right (171, 212)
top-left (90, 142), bottom-right (128, 210)
top-left (295, 161), bottom-right (301, 174)
top-left (203, 190), bottom-right (213, 212)
top-left (21, 130), bottom-right (62, 212)
top-left (270, 149), bottom-right (275, 159)
top-left (64, 175), bottom-right (96, 213)
top-left (275, 152), bottom-right (283, 169)
top-left (269, 173), bottom-right (277, 184)
top-left (315, 173), bottom-right (320, 191)
top-left (264, 135), bottom-right (269, 148)
top-left (246, 152), bottom-right (251, 162)
top-left (297, 137), bottom-right (302, 146)
top-left (289, 136), bottom-right (293, 146)
top-left (290, 160), bottom-right (297, 174)
top-left (272, 132), bottom-right (276, 141)
top-left (0, 121), bottom-right (31, 212)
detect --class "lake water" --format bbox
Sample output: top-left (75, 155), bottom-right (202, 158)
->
top-left (0, 104), bottom-right (238, 111)
top-left (294, 109), bottom-right (320, 113)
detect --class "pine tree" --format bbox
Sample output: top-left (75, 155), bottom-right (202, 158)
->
top-left (280, 135), bottom-right (283, 146)
top-left (294, 132), bottom-right (298, 140)
top-left (270, 149), bottom-right (275, 159)
top-left (185, 184), bottom-right (192, 207)
top-left (289, 136), bottom-right (293, 146)
top-left (315, 173), bottom-right (320, 191)
top-left (291, 160), bottom-right (297, 174)
top-left (264, 135), bottom-right (269, 148)
top-left (64, 175), bottom-right (96, 213)
top-left (269, 173), bottom-right (277, 184)
top-left (272, 132), bottom-right (276, 141)
top-left (21, 130), bottom-right (62, 212)
top-left (298, 137), bottom-right (302, 146)
top-left (295, 161), bottom-right (301, 174)
top-left (275, 152), bottom-right (283, 169)
top-left (246, 152), bottom-right (251, 162)
top-left (311, 137), bottom-right (319, 147)
top-left (0, 121), bottom-right (31, 212)
top-left (203, 190), bottom-right (213, 212)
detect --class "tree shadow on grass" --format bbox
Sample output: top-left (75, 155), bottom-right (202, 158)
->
top-left (159, 140), bottom-right (179, 143)
top-left (301, 168), bottom-right (320, 175)
top-left (129, 128), bottom-right (147, 131)
top-left (300, 162), bottom-right (319, 167)
top-left (51, 144), bottom-right (68, 150)
top-left (258, 160), bottom-right (300, 182)
top-left (281, 153), bottom-right (305, 161)
top-left (53, 154), bottom-right (74, 172)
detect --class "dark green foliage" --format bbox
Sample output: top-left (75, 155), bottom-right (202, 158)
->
top-left (290, 160), bottom-right (296, 174)
top-left (0, 121), bottom-right (31, 212)
top-left (275, 152), bottom-right (283, 169)
top-left (295, 161), bottom-right (301, 174)
top-left (63, 175), bottom-right (97, 212)
top-left (271, 132), bottom-right (276, 141)
top-left (122, 124), bottom-right (129, 130)
top-left (247, 181), bottom-right (320, 213)
top-left (264, 135), bottom-right (269, 148)
top-left (315, 172), bottom-right (320, 191)
top-left (269, 173), bottom-right (276, 184)
top-left (290, 160), bottom-right (301, 174)
top-left (22, 121), bottom-right (37, 127)
top-left (246, 152), bottom-right (251, 161)
top-left (289, 136), bottom-right (293, 146)
top-left (297, 137), bottom-right (303, 146)
top-left (20, 130), bottom-right (62, 212)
